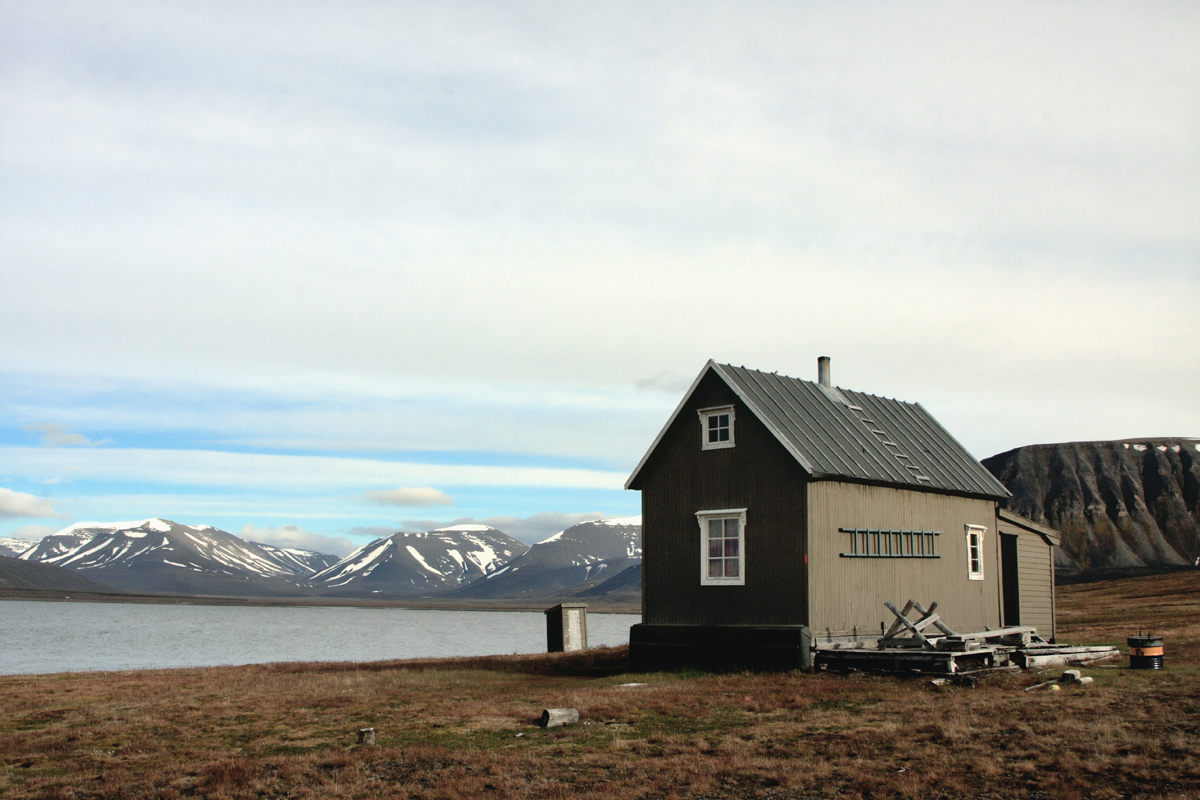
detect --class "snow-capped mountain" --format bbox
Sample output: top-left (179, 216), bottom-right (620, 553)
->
top-left (451, 516), bottom-right (641, 599)
top-left (19, 519), bottom-right (329, 596)
top-left (0, 537), bottom-right (37, 558)
top-left (247, 541), bottom-right (339, 574)
top-left (312, 524), bottom-right (528, 595)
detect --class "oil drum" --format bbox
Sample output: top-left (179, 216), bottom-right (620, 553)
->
top-left (1127, 634), bottom-right (1164, 669)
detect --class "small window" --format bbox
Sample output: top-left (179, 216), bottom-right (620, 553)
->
top-left (966, 525), bottom-right (985, 580)
top-left (697, 508), bottom-right (746, 585)
top-left (698, 406), bottom-right (735, 450)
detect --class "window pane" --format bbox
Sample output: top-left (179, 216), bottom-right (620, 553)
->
top-left (725, 559), bottom-right (739, 577)
top-left (725, 518), bottom-right (739, 537)
top-left (709, 520), bottom-right (723, 538)
top-left (724, 538), bottom-right (739, 558)
top-left (708, 558), bottom-right (723, 578)
top-left (709, 540), bottom-right (723, 558)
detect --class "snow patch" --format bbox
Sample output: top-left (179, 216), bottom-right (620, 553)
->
top-left (599, 515), bottom-right (642, 526)
top-left (50, 520), bottom-right (155, 537)
top-left (433, 524), bottom-right (493, 532)
top-left (1132, 444), bottom-right (1148, 451)
top-left (147, 519), bottom-right (172, 532)
top-left (406, 545), bottom-right (443, 575)
top-left (538, 530), bottom-right (565, 544)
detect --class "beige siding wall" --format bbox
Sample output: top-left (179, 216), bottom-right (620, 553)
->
top-left (1000, 520), bottom-right (1056, 640)
top-left (807, 481), bottom-right (1001, 635)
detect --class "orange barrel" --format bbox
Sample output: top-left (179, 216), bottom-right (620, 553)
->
top-left (1127, 635), bottom-right (1164, 669)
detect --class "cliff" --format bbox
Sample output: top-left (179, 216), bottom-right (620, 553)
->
top-left (982, 439), bottom-right (1200, 577)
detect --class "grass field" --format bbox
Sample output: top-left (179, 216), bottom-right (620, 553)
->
top-left (2, 572), bottom-right (1198, 799)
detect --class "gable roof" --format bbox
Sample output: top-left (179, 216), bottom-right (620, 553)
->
top-left (626, 360), bottom-right (1010, 500)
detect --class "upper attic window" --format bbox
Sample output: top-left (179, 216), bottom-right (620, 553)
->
top-left (699, 406), bottom-right (735, 450)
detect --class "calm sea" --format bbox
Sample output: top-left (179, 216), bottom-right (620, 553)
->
top-left (0, 600), bottom-right (641, 676)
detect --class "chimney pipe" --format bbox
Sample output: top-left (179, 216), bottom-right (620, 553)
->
top-left (817, 356), bottom-right (831, 388)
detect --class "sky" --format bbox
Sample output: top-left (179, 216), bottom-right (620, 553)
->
top-left (2, 2), bottom-right (1197, 556)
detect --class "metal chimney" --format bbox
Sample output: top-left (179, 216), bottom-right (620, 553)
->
top-left (818, 356), bottom-right (831, 387)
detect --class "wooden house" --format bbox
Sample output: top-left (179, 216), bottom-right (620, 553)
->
top-left (625, 358), bottom-right (1058, 671)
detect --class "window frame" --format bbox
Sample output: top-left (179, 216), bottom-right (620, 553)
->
top-left (698, 405), bottom-right (736, 450)
top-left (697, 508), bottom-right (747, 586)
top-left (965, 524), bottom-right (986, 580)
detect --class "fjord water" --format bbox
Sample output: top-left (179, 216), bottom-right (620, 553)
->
top-left (0, 601), bottom-right (641, 676)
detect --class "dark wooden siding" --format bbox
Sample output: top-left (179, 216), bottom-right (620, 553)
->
top-left (638, 370), bottom-right (809, 626)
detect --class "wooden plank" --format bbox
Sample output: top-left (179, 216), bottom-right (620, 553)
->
top-left (882, 600), bottom-right (929, 647)
top-left (942, 626), bottom-right (1036, 643)
top-left (881, 599), bottom-right (917, 640)
top-left (911, 600), bottom-right (956, 636)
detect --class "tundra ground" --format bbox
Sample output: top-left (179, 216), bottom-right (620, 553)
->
top-left (2, 571), bottom-right (1198, 799)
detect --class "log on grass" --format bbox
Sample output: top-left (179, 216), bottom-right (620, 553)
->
top-left (540, 708), bottom-right (580, 728)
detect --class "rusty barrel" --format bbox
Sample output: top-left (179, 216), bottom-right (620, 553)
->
top-left (1127, 634), bottom-right (1164, 670)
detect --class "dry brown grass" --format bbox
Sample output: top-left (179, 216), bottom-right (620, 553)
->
top-left (3, 573), bottom-right (1199, 799)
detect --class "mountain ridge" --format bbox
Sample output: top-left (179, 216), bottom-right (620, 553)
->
top-left (983, 438), bottom-right (1200, 577)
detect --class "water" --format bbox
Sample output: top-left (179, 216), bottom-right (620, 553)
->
top-left (0, 600), bottom-right (641, 676)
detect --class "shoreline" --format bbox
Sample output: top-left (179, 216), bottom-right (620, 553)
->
top-left (0, 586), bottom-right (641, 614)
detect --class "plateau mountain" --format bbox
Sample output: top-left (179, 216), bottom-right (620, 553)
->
top-left (983, 439), bottom-right (1200, 578)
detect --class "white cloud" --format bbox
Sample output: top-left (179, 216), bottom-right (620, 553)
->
top-left (22, 422), bottom-right (110, 448)
top-left (0, 446), bottom-right (627, 491)
top-left (0, 487), bottom-right (63, 519)
top-left (239, 523), bottom-right (356, 558)
top-left (5, 523), bottom-right (59, 541)
top-left (0, 2), bottom-right (1195, 527)
top-left (363, 487), bottom-right (453, 507)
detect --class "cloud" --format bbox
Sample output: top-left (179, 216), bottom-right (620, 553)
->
top-left (363, 487), bottom-right (453, 507)
top-left (346, 525), bottom-right (398, 542)
top-left (5, 523), bottom-right (59, 541)
top-left (635, 372), bottom-right (695, 394)
top-left (23, 422), bottom-right (111, 447)
top-left (399, 511), bottom-right (613, 546)
top-left (238, 523), bottom-right (357, 557)
top-left (0, 487), bottom-right (64, 519)
top-left (0, 446), bottom-right (628, 491)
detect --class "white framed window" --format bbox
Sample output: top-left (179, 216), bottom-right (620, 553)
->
top-left (965, 525), bottom-right (986, 580)
top-left (697, 508), bottom-right (746, 585)
top-left (699, 406), bottom-right (735, 450)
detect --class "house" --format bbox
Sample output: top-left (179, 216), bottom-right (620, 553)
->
top-left (625, 358), bottom-right (1058, 671)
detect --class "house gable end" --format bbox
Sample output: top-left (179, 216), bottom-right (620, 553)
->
top-left (627, 361), bottom-right (816, 491)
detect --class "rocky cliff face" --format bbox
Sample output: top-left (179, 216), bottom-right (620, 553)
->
top-left (982, 439), bottom-right (1200, 576)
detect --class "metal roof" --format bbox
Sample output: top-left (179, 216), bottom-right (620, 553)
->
top-left (997, 509), bottom-right (1061, 546)
top-left (626, 361), bottom-right (1011, 500)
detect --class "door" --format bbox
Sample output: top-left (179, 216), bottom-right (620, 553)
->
top-left (1000, 533), bottom-right (1020, 627)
